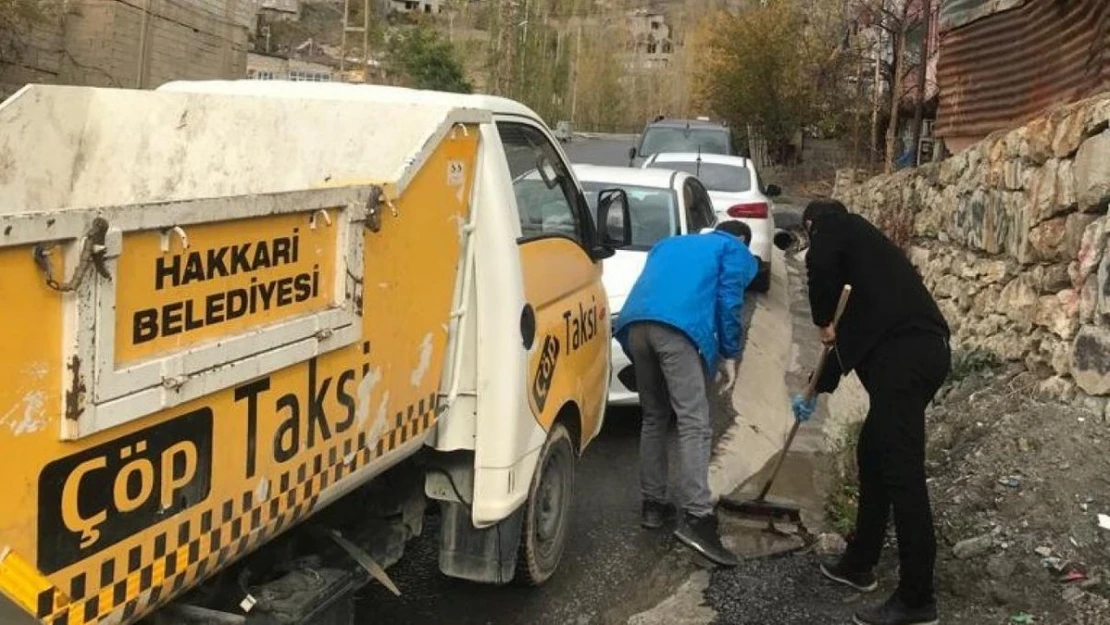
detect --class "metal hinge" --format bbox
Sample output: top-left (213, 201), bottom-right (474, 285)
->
top-left (32, 217), bottom-right (112, 292)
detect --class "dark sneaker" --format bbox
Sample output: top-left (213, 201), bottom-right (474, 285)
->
top-left (820, 557), bottom-right (878, 592)
top-left (641, 501), bottom-right (676, 529)
top-left (673, 513), bottom-right (739, 567)
top-left (854, 594), bottom-right (938, 625)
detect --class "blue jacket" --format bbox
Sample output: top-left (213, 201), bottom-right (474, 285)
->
top-left (615, 231), bottom-right (759, 372)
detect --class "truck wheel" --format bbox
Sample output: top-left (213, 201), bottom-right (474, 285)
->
top-left (515, 422), bottom-right (575, 586)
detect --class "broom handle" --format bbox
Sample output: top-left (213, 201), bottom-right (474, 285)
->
top-left (803, 285), bottom-right (853, 401)
top-left (755, 284), bottom-right (852, 502)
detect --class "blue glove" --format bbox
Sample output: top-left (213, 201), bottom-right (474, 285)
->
top-left (792, 394), bottom-right (817, 423)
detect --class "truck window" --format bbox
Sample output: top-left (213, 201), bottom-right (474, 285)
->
top-left (498, 122), bottom-right (585, 244)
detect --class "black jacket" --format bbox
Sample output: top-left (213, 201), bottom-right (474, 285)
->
top-left (807, 212), bottom-right (949, 393)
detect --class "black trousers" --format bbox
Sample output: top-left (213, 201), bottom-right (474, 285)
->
top-left (843, 330), bottom-right (950, 607)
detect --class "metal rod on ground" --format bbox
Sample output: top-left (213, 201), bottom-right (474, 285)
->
top-left (721, 284), bottom-right (852, 521)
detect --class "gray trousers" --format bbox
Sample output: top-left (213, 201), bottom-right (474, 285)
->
top-left (626, 322), bottom-right (713, 517)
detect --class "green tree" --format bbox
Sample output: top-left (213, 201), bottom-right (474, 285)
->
top-left (695, 1), bottom-right (815, 157)
top-left (693, 0), bottom-right (858, 160)
top-left (387, 24), bottom-right (472, 93)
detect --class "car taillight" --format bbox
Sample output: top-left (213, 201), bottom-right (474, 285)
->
top-left (726, 202), bottom-right (768, 219)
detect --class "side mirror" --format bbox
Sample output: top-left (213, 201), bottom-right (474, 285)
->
top-left (628, 146), bottom-right (638, 165)
top-left (765, 184), bottom-right (782, 197)
top-left (597, 188), bottom-right (632, 249)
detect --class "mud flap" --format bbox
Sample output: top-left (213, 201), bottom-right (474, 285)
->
top-left (437, 500), bottom-right (523, 584)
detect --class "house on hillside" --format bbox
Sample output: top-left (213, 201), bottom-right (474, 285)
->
top-left (258, 0), bottom-right (301, 22)
top-left (935, 0), bottom-right (1110, 153)
top-left (389, 0), bottom-right (442, 14)
top-left (247, 39), bottom-right (383, 83)
top-left (248, 53), bottom-right (335, 82)
top-left (626, 8), bottom-right (674, 69)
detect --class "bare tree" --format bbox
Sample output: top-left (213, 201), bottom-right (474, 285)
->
top-left (909, 0), bottom-right (932, 167)
top-left (850, 0), bottom-right (931, 171)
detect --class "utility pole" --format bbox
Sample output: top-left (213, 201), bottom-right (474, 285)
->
top-left (135, 0), bottom-right (153, 87)
top-left (340, 0), bottom-right (372, 82)
top-left (853, 50), bottom-right (864, 169)
top-left (518, 0), bottom-right (529, 99)
top-left (570, 21), bottom-right (581, 125)
top-left (495, 0), bottom-right (516, 95)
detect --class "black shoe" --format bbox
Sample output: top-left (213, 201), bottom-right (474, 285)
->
top-left (641, 501), bottom-right (676, 529)
top-left (820, 557), bottom-right (878, 592)
top-left (673, 513), bottom-right (739, 567)
top-left (854, 594), bottom-right (938, 625)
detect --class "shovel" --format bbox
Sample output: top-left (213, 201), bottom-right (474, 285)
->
top-left (720, 284), bottom-right (852, 522)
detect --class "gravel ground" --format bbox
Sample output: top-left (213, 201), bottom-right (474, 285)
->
top-left (706, 552), bottom-right (875, 625)
top-left (926, 366), bottom-right (1110, 625)
top-left (705, 366), bottom-right (1110, 625)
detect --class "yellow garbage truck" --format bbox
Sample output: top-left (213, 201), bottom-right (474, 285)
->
top-left (0, 81), bottom-right (632, 625)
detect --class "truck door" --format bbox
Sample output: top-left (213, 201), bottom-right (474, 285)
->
top-left (496, 121), bottom-right (608, 444)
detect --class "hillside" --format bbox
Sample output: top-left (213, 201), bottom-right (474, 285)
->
top-left (253, 0), bottom-right (751, 129)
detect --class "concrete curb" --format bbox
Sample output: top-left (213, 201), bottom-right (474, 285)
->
top-left (707, 247), bottom-right (795, 499)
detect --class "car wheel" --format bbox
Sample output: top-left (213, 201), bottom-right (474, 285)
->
top-left (515, 422), bottom-right (575, 586)
top-left (750, 265), bottom-right (771, 293)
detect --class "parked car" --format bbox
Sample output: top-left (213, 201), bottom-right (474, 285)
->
top-left (628, 117), bottom-right (739, 166)
top-left (573, 164), bottom-right (718, 406)
top-left (642, 152), bottom-right (780, 292)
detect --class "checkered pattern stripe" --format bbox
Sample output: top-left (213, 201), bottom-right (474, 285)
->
top-left (35, 392), bottom-right (439, 625)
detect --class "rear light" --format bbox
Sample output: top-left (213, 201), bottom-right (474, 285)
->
top-left (726, 202), bottom-right (768, 219)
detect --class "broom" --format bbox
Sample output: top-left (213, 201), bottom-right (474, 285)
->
top-left (720, 283), bottom-right (852, 521)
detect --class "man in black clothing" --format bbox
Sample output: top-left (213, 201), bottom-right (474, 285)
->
top-left (800, 199), bottom-right (951, 625)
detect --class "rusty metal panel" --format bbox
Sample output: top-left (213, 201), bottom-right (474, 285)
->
top-left (939, 0), bottom-right (1027, 32)
top-left (936, 0), bottom-right (1110, 144)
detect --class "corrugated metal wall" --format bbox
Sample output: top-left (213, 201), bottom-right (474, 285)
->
top-left (939, 0), bottom-right (1027, 31)
top-left (935, 0), bottom-right (1110, 147)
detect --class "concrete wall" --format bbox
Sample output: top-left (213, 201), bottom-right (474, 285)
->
top-left (834, 91), bottom-right (1110, 410)
top-left (1, 0), bottom-right (251, 97)
top-left (0, 20), bottom-right (65, 99)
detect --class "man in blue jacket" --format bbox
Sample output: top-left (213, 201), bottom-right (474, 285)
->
top-left (614, 220), bottom-right (758, 567)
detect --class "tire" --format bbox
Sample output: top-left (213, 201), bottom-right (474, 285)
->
top-left (515, 422), bottom-right (576, 586)
top-left (750, 265), bottom-right (771, 293)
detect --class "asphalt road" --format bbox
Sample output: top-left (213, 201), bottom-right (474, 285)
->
top-left (563, 135), bottom-right (638, 167)
top-left (358, 406), bottom-right (731, 625)
top-left (359, 333), bottom-right (751, 625)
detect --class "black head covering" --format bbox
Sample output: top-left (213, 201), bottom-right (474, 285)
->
top-left (802, 199), bottom-right (849, 226)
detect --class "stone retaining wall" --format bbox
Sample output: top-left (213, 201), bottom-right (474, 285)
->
top-left (834, 92), bottom-right (1110, 409)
